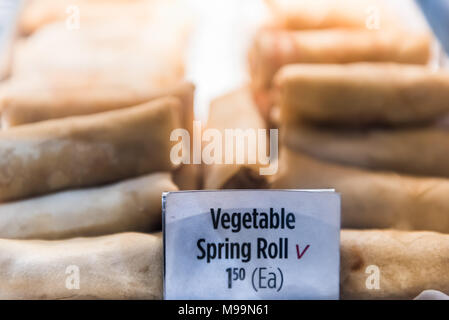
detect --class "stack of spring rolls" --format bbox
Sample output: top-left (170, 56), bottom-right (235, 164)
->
top-left (264, 0), bottom-right (449, 299)
top-left (0, 0), bottom-right (448, 300)
top-left (0, 0), bottom-right (197, 299)
top-left (249, 0), bottom-right (432, 123)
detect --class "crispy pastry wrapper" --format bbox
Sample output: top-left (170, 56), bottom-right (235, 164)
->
top-left (172, 164), bottom-right (201, 190)
top-left (265, 0), bottom-right (397, 30)
top-left (0, 173), bottom-right (177, 240)
top-left (277, 63), bottom-right (449, 127)
top-left (272, 148), bottom-right (449, 233)
top-left (284, 124), bottom-right (449, 178)
top-left (341, 229), bottom-right (449, 300)
top-left (0, 232), bottom-right (163, 299)
top-left (203, 87), bottom-right (268, 189)
top-left (0, 97), bottom-right (180, 202)
top-left (414, 290), bottom-right (449, 300)
top-left (0, 80), bottom-right (197, 187)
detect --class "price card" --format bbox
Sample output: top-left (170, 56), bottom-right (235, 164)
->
top-left (163, 190), bottom-right (340, 300)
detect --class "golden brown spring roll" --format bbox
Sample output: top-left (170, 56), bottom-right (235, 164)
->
top-left (278, 63), bottom-right (449, 127)
top-left (249, 29), bottom-right (431, 94)
top-left (341, 229), bottom-right (449, 300)
top-left (203, 87), bottom-right (269, 189)
top-left (12, 16), bottom-right (189, 86)
top-left (0, 97), bottom-right (180, 202)
top-left (0, 173), bottom-right (176, 240)
top-left (19, 0), bottom-right (176, 35)
top-left (271, 149), bottom-right (449, 233)
top-left (0, 232), bottom-right (163, 299)
top-left (0, 79), bottom-right (194, 132)
top-left (265, 0), bottom-right (396, 30)
top-left (284, 124), bottom-right (449, 178)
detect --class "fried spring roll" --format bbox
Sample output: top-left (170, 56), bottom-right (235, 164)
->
top-left (0, 97), bottom-right (180, 202)
top-left (341, 229), bottom-right (449, 300)
top-left (278, 63), bottom-right (449, 127)
top-left (0, 173), bottom-right (176, 240)
top-left (249, 30), bottom-right (431, 93)
top-left (19, 0), bottom-right (180, 35)
top-left (0, 80), bottom-right (194, 132)
top-left (271, 149), bottom-right (449, 233)
top-left (265, 0), bottom-right (396, 30)
top-left (284, 124), bottom-right (449, 178)
top-left (203, 87), bottom-right (268, 189)
top-left (0, 232), bottom-right (163, 299)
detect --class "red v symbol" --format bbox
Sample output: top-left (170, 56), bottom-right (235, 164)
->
top-left (296, 244), bottom-right (310, 259)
